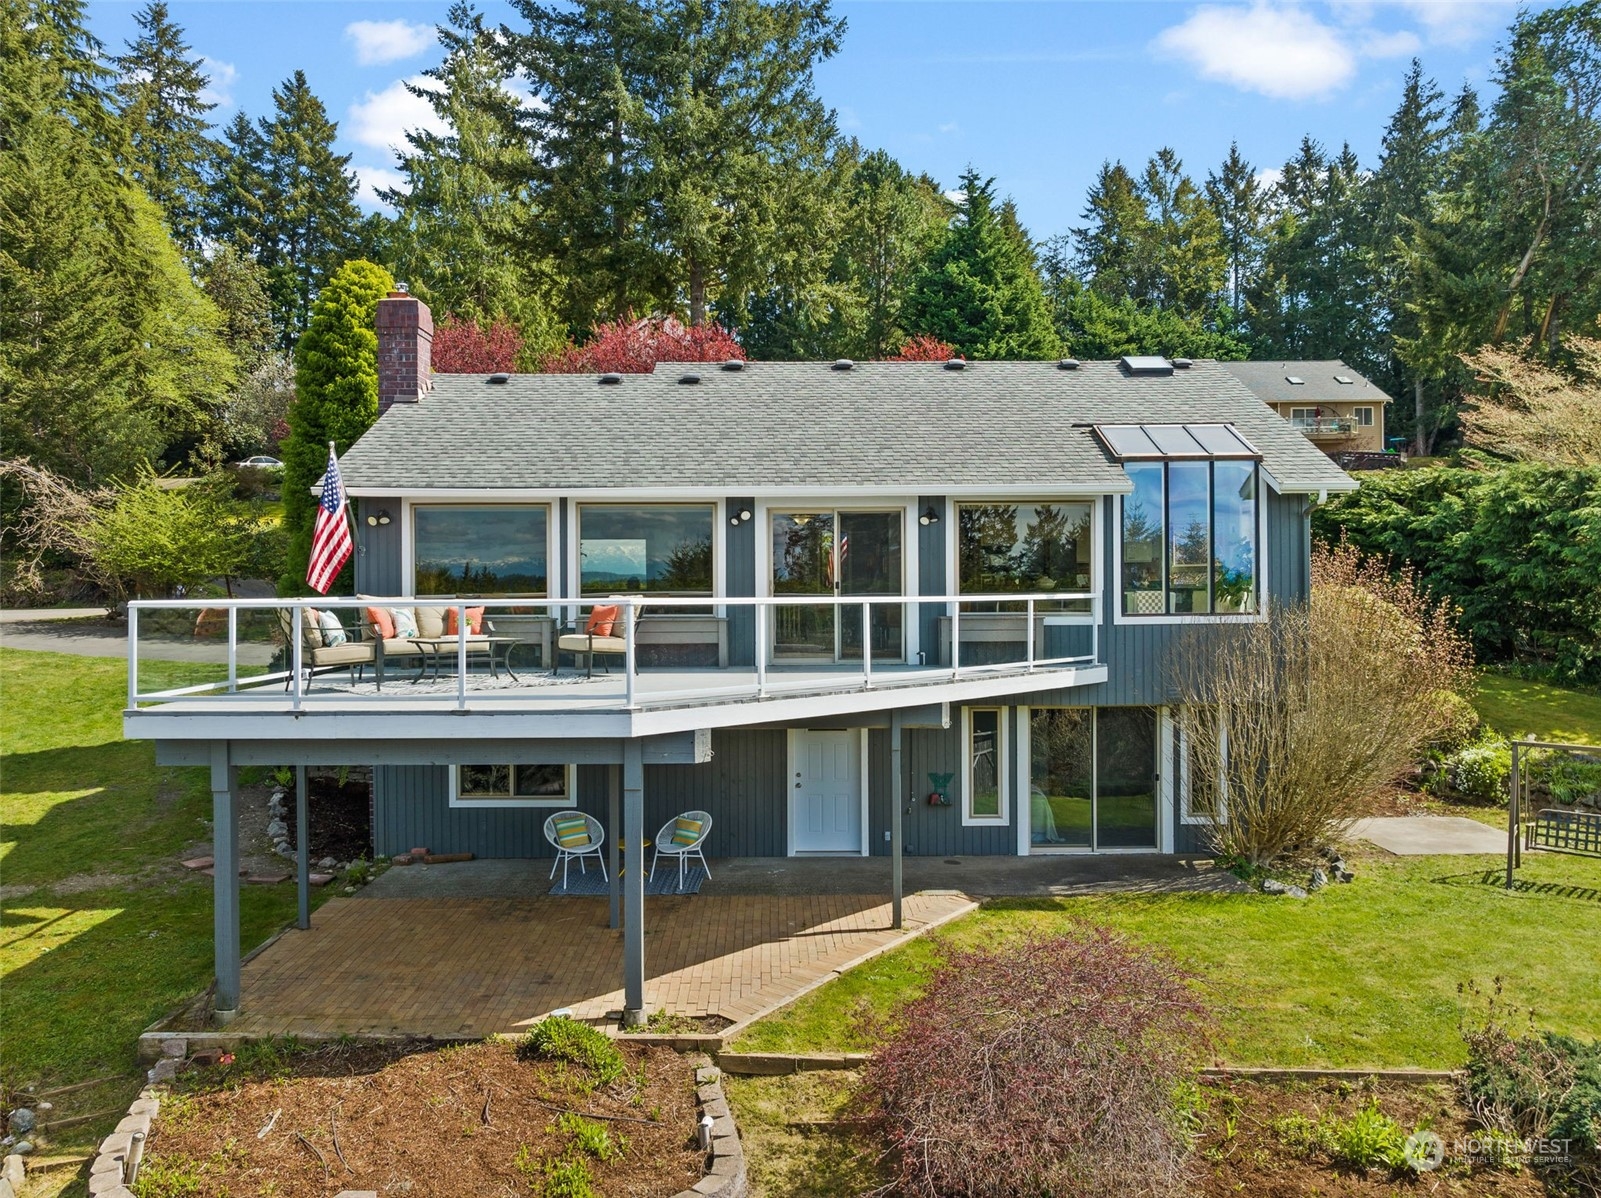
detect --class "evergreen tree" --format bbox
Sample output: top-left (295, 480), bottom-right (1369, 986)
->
top-left (205, 110), bottom-right (269, 254)
top-left (1137, 148), bottom-right (1226, 316)
top-left (280, 259), bottom-right (392, 593)
top-left (201, 242), bottom-right (276, 373)
top-left (1072, 161), bottom-right (1149, 301)
top-left (257, 71), bottom-right (363, 347)
top-left (1205, 142), bottom-right (1268, 320)
top-left (112, 1), bottom-right (217, 255)
top-left (901, 169), bottom-right (1060, 359)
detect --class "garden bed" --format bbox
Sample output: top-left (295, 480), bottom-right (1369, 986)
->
top-left (136, 1037), bottom-right (706, 1197)
top-left (283, 769), bottom-right (373, 865)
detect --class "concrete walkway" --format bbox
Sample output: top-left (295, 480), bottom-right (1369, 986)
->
top-left (1350, 815), bottom-right (1508, 856)
top-left (0, 611), bottom-right (276, 665)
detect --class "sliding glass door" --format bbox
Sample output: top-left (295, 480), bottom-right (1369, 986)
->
top-left (1029, 707), bottom-right (1158, 849)
top-left (770, 509), bottom-right (903, 661)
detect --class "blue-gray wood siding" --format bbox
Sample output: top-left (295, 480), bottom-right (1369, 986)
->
top-left (917, 495), bottom-right (947, 660)
top-left (354, 497), bottom-right (403, 594)
top-left (726, 496), bottom-right (756, 666)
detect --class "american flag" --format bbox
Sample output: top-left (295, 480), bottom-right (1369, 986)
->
top-left (306, 444), bottom-right (353, 594)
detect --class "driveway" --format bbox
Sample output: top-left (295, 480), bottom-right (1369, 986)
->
top-left (1349, 815), bottom-right (1508, 855)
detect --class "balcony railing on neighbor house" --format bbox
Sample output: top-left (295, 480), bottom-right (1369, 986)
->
top-left (126, 592), bottom-right (1101, 713)
top-left (1290, 416), bottom-right (1358, 436)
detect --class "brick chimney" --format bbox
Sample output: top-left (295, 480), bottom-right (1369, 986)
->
top-left (376, 285), bottom-right (432, 415)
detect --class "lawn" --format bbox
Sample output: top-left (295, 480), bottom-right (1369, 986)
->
top-left (732, 850), bottom-right (1601, 1069)
top-left (1474, 670), bottom-right (1601, 746)
top-left (1, 648), bottom-right (324, 1168)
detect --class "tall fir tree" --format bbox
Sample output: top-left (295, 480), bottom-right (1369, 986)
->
top-left (280, 259), bottom-right (392, 594)
top-left (205, 110), bottom-right (269, 254)
top-left (257, 71), bottom-right (363, 348)
top-left (112, 1), bottom-right (217, 255)
top-left (1072, 162), bottom-right (1150, 302)
top-left (901, 169), bottom-right (1060, 359)
top-left (1205, 142), bottom-right (1269, 320)
top-left (1137, 148), bottom-right (1226, 317)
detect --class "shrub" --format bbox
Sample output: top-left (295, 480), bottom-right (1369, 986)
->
top-left (1324, 1099), bottom-right (1409, 1170)
top-left (860, 927), bottom-right (1211, 1198)
top-left (1463, 1010), bottom-right (1601, 1154)
top-left (554, 1112), bottom-right (624, 1161)
top-left (1446, 734), bottom-right (1513, 804)
top-left (517, 1016), bottom-right (625, 1087)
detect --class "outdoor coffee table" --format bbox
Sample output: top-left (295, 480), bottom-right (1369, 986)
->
top-left (409, 636), bottom-right (521, 683)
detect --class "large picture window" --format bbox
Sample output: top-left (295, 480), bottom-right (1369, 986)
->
top-left (451, 764), bottom-right (575, 808)
top-left (957, 503), bottom-right (1093, 612)
top-left (414, 505), bottom-right (550, 595)
top-left (1120, 462), bottom-right (1258, 616)
top-left (578, 504), bottom-right (714, 596)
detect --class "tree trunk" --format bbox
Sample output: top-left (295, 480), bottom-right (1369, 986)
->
top-left (1537, 293), bottom-right (1561, 359)
top-left (688, 257), bottom-right (705, 328)
top-left (1414, 378), bottom-right (1427, 458)
top-left (1491, 201), bottom-right (1551, 343)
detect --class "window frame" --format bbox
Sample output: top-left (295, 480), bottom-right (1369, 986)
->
top-left (1116, 460), bottom-right (1264, 624)
top-left (572, 501), bottom-right (719, 601)
top-left (953, 500), bottom-right (1096, 615)
top-left (407, 502), bottom-right (556, 599)
top-left (962, 706), bottom-right (1010, 826)
top-left (1353, 406), bottom-right (1375, 427)
top-left (1178, 719), bottom-right (1229, 825)
top-left (449, 763), bottom-right (578, 809)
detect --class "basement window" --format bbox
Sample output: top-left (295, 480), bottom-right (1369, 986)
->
top-left (963, 707), bottom-right (1009, 825)
top-left (451, 764), bottom-right (576, 808)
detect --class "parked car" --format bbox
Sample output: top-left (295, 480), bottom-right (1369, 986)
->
top-left (234, 455), bottom-right (283, 469)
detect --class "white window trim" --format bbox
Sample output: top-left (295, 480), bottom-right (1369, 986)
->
top-left (449, 763), bottom-right (578, 809)
top-left (1111, 468), bottom-right (1271, 626)
top-left (567, 498), bottom-right (725, 615)
top-left (961, 705), bottom-right (1010, 826)
top-left (947, 496), bottom-right (1102, 625)
top-left (1178, 719), bottom-right (1229, 825)
top-left (402, 499), bottom-right (558, 601)
top-left (1353, 406), bottom-right (1375, 426)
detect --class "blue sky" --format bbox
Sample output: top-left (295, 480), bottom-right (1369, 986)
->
top-left (85, 0), bottom-right (1538, 241)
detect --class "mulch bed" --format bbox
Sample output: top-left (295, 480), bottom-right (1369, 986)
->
top-left (1185, 1076), bottom-right (1577, 1196)
top-left (142, 1039), bottom-right (706, 1197)
top-left (285, 770), bottom-right (373, 864)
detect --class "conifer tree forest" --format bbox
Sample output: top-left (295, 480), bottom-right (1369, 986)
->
top-left (1, 0), bottom-right (1598, 623)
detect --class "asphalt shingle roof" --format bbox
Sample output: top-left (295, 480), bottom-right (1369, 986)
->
top-left (1220, 360), bottom-right (1394, 405)
top-left (340, 359), bottom-right (1355, 495)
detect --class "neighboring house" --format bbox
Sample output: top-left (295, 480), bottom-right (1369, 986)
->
top-left (1221, 361), bottom-right (1393, 461)
top-left (122, 295), bottom-right (1355, 1024)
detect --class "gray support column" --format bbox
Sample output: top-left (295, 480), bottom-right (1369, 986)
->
top-left (295, 765), bottom-right (310, 930)
top-left (890, 710), bottom-right (904, 929)
top-left (608, 763), bottom-right (621, 929)
top-left (622, 741), bottom-right (646, 1024)
top-left (210, 744), bottom-right (241, 1021)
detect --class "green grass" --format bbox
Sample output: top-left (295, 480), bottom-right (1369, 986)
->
top-left (1473, 671), bottom-right (1601, 746)
top-left (1, 648), bottom-right (324, 1152)
top-left (733, 852), bottom-right (1601, 1069)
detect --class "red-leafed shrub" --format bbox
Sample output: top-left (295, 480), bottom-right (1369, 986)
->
top-left (538, 316), bottom-right (744, 373)
top-left (432, 317), bottom-right (525, 374)
top-left (861, 927), bottom-right (1212, 1198)
top-left (889, 334), bottom-right (959, 361)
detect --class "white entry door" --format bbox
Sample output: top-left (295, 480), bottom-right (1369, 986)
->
top-left (791, 730), bottom-right (864, 854)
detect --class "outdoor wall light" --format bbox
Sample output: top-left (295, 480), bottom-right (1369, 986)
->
top-left (728, 507), bottom-right (753, 526)
top-left (918, 505), bottom-right (941, 526)
top-left (366, 509), bottom-right (392, 527)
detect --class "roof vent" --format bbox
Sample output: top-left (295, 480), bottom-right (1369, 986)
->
top-left (943, 357), bottom-right (966, 371)
top-left (1057, 358), bottom-right (1080, 370)
top-left (721, 359), bottom-right (745, 372)
top-left (598, 372), bottom-right (623, 385)
top-left (487, 372), bottom-right (510, 384)
top-left (678, 372), bottom-right (701, 385)
top-left (832, 358), bottom-right (854, 371)
top-left (1172, 357), bottom-right (1194, 369)
top-left (1120, 355), bottom-right (1174, 376)
top-left (1334, 374), bottom-right (1354, 385)
top-left (1286, 375), bottom-right (1305, 385)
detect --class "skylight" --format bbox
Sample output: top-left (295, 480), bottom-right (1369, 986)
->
top-left (1121, 355), bottom-right (1174, 376)
top-left (1094, 423), bottom-right (1260, 461)
top-left (1286, 376), bottom-right (1305, 385)
top-left (1334, 374), bottom-right (1354, 384)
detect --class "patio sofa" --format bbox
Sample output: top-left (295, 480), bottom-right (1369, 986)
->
top-left (362, 601), bottom-right (494, 682)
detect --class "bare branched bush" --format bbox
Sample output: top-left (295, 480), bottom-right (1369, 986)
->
top-left (860, 927), bottom-right (1212, 1198)
top-left (0, 458), bottom-right (114, 600)
top-left (1176, 542), bottom-right (1475, 866)
top-left (1459, 327), bottom-right (1601, 466)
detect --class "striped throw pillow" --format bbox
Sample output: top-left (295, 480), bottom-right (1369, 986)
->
top-left (552, 816), bottom-right (591, 848)
top-left (670, 817), bottom-right (703, 847)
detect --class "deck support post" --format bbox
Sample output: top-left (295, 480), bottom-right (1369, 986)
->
top-left (295, 765), bottom-right (310, 930)
top-left (622, 740), bottom-right (646, 1025)
top-left (890, 710), bottom-right (904, 929)
top-left (607, 763), bottom-right (621, 929)
top-left (211, 743), bottom-right (241, 1022)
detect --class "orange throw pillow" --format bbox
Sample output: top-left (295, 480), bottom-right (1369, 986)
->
top-left (366, 606), bottom-right (396, 639)
top-left (445, 606), bottom-right (486, 635)
top-left (586, 604), bottom-right (621, 636)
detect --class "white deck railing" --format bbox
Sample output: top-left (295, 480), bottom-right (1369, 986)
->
top-left (126, 592), bottom-right (1100, 712)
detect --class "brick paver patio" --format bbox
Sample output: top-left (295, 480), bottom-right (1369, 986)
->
top-left (227, 890), bottom-right (973, 1038)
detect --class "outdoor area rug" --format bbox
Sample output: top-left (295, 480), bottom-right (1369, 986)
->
top-left (549, 864), bottom-right (708, 897)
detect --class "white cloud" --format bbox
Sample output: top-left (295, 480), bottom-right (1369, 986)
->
top-left (346, 77), bottom-right (448, 155)
top-left (1392, 0), bottom-right (1510, 47)
top-left (1154, 4), bottom-right (1357, 100)
top-left (200, 56), bottom-right (237, 110)
top-left (354, 164), bottom-right (406, 210)
top-left (345, 19), bottom-right (436, 67)
top-left (1360, 28), bottom-right (1422, 58)
top-left (937, 121), bottom-right (960, 135)
top-left (1256, 166), bottom-right (1285, 192)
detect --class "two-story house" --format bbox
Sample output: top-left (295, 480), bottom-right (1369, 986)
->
top-left (123, 292), bottom-right (1355, 1025)
top-left (1222, 360), bottom-right (1393, 461)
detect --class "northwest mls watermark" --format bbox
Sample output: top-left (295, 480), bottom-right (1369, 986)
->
top-left (1405, 1130), bottom-right (1576, 1171)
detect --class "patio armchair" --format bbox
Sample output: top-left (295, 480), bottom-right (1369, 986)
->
top-left (649, 810), bottom-right (713, 888)
top-left (277, 607), bottom-right (377, 691)
top-left (554, 604), bottom-right (630, 677)
top-left (544, 811), bottom-right (607, 888)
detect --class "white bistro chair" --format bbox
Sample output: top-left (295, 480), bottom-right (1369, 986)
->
top-left (544, 811), bottom-right (607, 888)
top-left (649, 810), bottom-right (713, 889)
